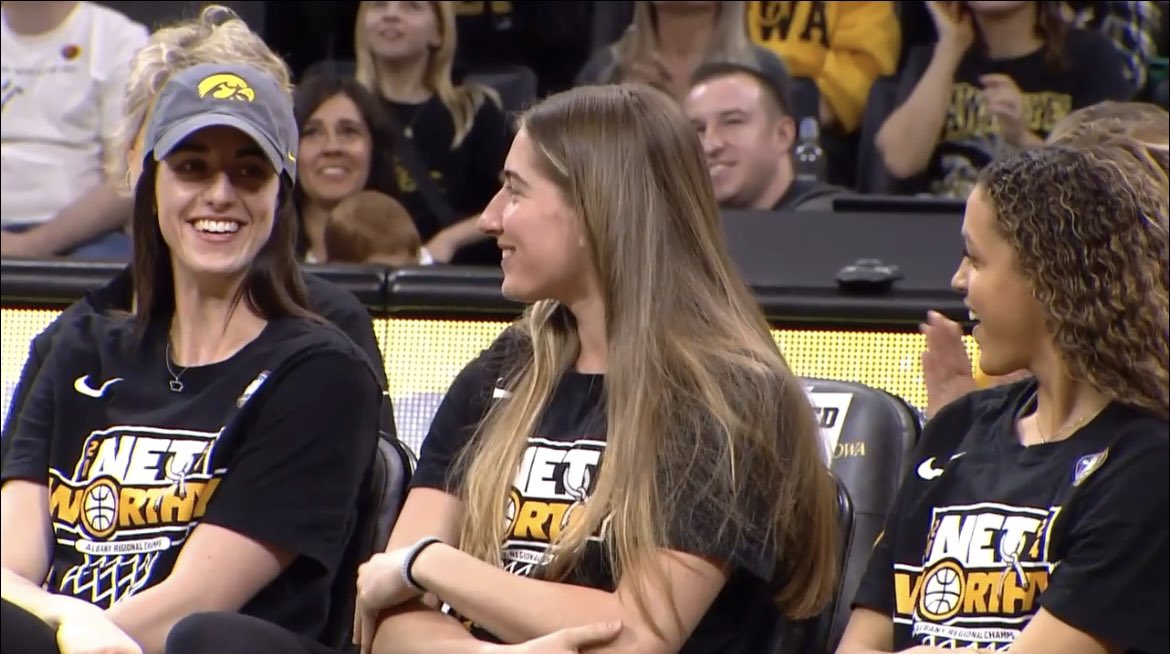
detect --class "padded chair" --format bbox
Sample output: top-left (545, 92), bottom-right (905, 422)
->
top-left (320, 432), bottom-right (416, 650)
top-left (802, 378), bottom-right (923, 652)
top-left (854, 75), bottom-right (899, 194)
top-left (465, 64), bottom-right (539, 113)
top-left (763, 474), bottom-right (856, 654)
top-left (789, 76), bottom-right (822, 124)
top-left (301, 58), bottom-right (357, 82)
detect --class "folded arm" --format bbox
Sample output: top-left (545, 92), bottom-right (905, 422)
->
top-left (105, 524), bottom-right (293, 654)
top-left (411, 541), bottom-right (727, 654)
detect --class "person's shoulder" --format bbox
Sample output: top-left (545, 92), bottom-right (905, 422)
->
top-left (1100, 404), bottom-right (1169, 463)
top-left (303, 272), bottom-right (369, 324)
top-left (82, 2), bottom-right (147, 31)
top-left (924, 378), bottom-right (1032, 442)
top-left (576, 47), bottom-right (618, 85)
top-left (1062, 27), bottom-right (1124, 61)
top-left (789, 181), bottom-right (851, 211)
top-left (81, 2), bottom-right (149, 40)
top-left (264, 315), bottom-right (369, 363)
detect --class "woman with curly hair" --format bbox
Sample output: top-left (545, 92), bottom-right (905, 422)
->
top-left (837, 143), bottom-right (1168, 654)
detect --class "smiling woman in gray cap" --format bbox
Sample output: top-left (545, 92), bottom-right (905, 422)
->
top-left (0, 60), bottom-right (382, 654)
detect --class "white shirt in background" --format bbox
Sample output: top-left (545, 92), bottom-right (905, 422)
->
top-left (1, 2), bottom-right (148, 227)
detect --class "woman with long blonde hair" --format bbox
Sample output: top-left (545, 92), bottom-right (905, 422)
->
top-left (344, 82), bottom-right (840, 654)
top-left (353, 0), bottom-right (509, 266)
top-left (576, 1), bottom-right (789, 103)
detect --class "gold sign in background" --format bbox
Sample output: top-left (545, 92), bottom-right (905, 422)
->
top-left (2, 309), bottom-right (978, 455)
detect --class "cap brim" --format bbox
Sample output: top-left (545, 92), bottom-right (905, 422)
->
top-left (151, 113), bottom-right (286, 178)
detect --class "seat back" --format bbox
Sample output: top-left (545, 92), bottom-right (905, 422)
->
top-left (320, 432), bottom-right (415, 649)
top-left (789, 76), bottom-right (822, 124)
top-left (854, 75), bottom-right (899, 194)
top-left (301, 58), bottom-right (357, 82)
top-left (803, 378), bottom-right (921, 652)
top-left (465, 63), bottom-right (539, 113)
top-left (765, 474), bottom-right (856, 654)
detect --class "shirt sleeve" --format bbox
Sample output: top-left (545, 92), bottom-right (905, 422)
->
top-left (304, 275), bottom-right (396, 439)
top-left (409, 348), bottom-right (498, 495)
top-left (198, 352), bottom-right (381, 573)
top-left (0, 338), bottom-right (58, 485)
top-left (1038, 435), bottom-right (1169, 654)
top-left (1069, 30), bottom-right (1137, 107)
top-left (411, 329), bottom-right (524, 494)
top-left (657, 425), bottom-right (778, 581)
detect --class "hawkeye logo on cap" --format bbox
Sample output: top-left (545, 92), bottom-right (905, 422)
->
top-left (196, 73), bottom-right (255, 102)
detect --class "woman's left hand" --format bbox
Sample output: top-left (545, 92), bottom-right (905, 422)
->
top-left (356, 548), bottom-right (422, 613)
top-left (353, 547), bottom-right (425, 654)
top-left (980, 74), bottom-right (1029, 147)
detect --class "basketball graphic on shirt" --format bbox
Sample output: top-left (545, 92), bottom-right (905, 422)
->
top-left (80, 478), bottom-right (119, 540)
top-left (919, 560), bottom-right (964, 621)
top-left (505, 488), bottom-right (520, 532)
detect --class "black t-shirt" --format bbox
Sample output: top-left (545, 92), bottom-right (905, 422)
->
top-left (0, 312), bottom-right (382, 641)
top-left (851, 380), bottom-right (1168, 653)
top-left (382, 94), bottom-right (512, 265)
top-left (900, 29), bottom-right (1132, 198)
top-left (411, 330), bottom-right (781, 653)
top-left (0, 267), bottom-right (394, 465)
top-left (771, 177), bottom-right (849, 212)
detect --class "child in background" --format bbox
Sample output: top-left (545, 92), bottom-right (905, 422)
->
top-left (324, 190), bottom-right (433, 266)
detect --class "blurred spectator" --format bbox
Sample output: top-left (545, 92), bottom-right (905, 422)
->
top-left (746, 1), bottom-right (901, 135)
top-left (685, 61), bottom-right (849, 211)
top-left (354, 0), bottom-right (510, 267)
top-left (576, 1), bottom-right (789, 104)
top-left (452, 0), bottom-right (594, 96)
top-left (1063, 1), bottom-right (1161, 96)
top-left (1, 1), bottom-right (148, 259)
top-left (293, 74), bottom-right (401, 263)
top-left (324, 189), bottom-right (430, 265)
top-left (876, 1), bottom-right (1133, 199)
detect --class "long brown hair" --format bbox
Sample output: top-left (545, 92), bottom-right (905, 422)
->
top-left (353, 0), bottom-right (499, 148)
top-left (978, 144), bottom-right (1169, 419)
top-left (130, 160), bottom-right (313, 330)
top-left (968, 1), bottom-right (1067, 70)
top-left (455, 84), bottom-right (839, 634)
top-left (610, 1), bottom-right (758, 79)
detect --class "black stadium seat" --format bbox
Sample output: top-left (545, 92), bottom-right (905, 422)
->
top-left (321, 432), bottom-right (415, 650)
top-left (804, 378), bottom-right (923, 652)
top-left (765, 474), bottom-right (856, 654)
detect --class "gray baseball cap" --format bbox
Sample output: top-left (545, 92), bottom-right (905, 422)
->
top-left (143, 62), bottom-right (298, 181)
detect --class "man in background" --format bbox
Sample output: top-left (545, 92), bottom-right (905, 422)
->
top-left (684, 61), bottom-right (847, 213)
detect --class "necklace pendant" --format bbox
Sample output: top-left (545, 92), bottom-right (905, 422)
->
top-left (169, 380), bottom-right (184, 393)
top-left (404, 126), bottom-right (413, 139)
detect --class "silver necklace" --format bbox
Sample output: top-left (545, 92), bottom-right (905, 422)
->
top-left (165, 341), bottom-right (189, 393)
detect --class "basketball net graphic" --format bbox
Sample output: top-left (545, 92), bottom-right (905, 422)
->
top-left (58, 551), bottom-right (160, 608)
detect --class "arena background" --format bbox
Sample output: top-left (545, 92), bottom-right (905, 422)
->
top-left (0, 306), bottom-right (977, 455)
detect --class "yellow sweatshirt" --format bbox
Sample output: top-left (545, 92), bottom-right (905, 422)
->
top-left (746, 1), bottom-right (901, 132)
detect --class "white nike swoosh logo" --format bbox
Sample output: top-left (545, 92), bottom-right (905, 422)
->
top-left (74, 375), bottom-right (124, 398)
top-left (917, 452), bottom-right (966, 481)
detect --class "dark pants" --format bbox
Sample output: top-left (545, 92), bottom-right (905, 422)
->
top-left (166, 612), bottom-right (345, 654)
top-left (1, 598), bottom-right (59, 654)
